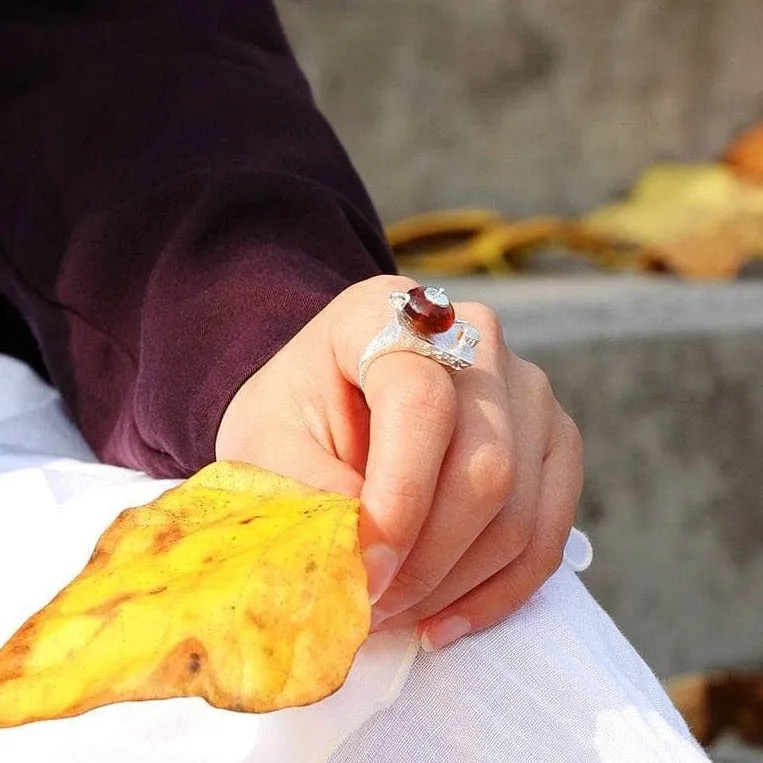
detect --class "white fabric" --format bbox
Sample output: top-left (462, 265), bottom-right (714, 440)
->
top-left (0, 355), bottom-right (708, 762)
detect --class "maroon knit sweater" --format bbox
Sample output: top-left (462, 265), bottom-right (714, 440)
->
top-left (0, 0), bottom-right (396, 477)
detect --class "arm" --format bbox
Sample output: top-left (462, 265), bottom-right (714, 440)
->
top-left (0, 0), bottom-right (395, 476)
top-left (1, 0), bottom-right (584, 650)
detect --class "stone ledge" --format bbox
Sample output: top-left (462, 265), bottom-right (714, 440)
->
top-left (434, 276), bottom-right (763, 350)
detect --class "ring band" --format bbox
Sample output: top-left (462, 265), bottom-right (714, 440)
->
top-left (358, 286), bottom-right (480, 391)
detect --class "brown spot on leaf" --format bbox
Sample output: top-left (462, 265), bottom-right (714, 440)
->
top-left (151, 523), bottom-right (183, 553)
top-left (87, 547), bottom-right (107, 565)
top-left (246, 611), bottom-right (268, 630)
top-left (146, 639), bottom-right (207, 689)
top-left (86, 592), bottom-right (135, 617)
top-left (0, 637), bottom-right (32, 682)
top-left (187, 652), bottom-right (202, 674)
top-left (305, 560), bottom-right (317, 574)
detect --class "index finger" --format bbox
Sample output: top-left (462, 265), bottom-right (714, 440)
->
top-left (359, 350), bottom-right (458, 601)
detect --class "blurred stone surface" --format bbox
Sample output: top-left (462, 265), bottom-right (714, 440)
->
top-left (439, 277), bottom-right (763, 682)
top-left (274, 5), bottom-right (763, 755)
top-left (276, 0), bottom-right (763, 222)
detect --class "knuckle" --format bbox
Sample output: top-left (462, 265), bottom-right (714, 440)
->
top-left (374, 472), bottom-right (423, 513)
top-left (459, 302), bottom-right (505, 346)
top-left (509, 507), bottom-right (536, 550)
top-left (563, 413), bottom-right (585, 461)
top-left (492, 505), bottom-right (535, 562)
top-left (552, 410), bottom-right (585, 499)
top-left (532, 533), bottom-right (566, 578)
top-left (391, 567), bottom-right (438, 605)
top-left (478, 572), bottom-right (534, 624)
top-left (522, 360), bottom-right (555, 406)
top-left (343, 275), bottom-right (419, 314)
top-left (467, 440), bottom-right (516, 508)
top-left (364, 273), bottom-right (419, 296)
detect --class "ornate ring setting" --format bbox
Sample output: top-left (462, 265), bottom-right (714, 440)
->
top-left (358, 286), bottom-right (481, 391)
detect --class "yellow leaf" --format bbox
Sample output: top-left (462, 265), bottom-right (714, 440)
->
top-left (583, 164), bottom-right (763, 279)
top-left (0, 461), bottom-right (369, 727)
top-left (724, 123), bottom-right (763, 185)
top-left (666, 671), bottom-right (763, 748)
top-left (394, 217), bottom-right (564, 275)
top-left (386, 209), bottom-right (644, 276)
top-left (385, 208), bottom-right (503, 250)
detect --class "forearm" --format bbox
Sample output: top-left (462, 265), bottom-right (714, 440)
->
top-left (0, 0), bottom-right (395, 476)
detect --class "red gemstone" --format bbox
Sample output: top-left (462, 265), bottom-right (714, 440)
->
top-left (402, 286), bottom-right (455, 335)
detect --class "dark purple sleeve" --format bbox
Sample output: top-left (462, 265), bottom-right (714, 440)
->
top-left (0, 0), bottom-right (396, 477)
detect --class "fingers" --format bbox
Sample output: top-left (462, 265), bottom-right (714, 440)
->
top-left (332, 281), bottom-right (573, 625)
top-left (353, 297), bottom-right (519, 610)
top-left (373, 352), bottom-right (557, 623)
top-left (370, 307), bottom-right (523, 619)
top-left (380, 406), bottom-right (583, 649)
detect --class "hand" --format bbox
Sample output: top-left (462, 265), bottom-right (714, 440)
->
top-left (216, 274), bottom-right (583, 650)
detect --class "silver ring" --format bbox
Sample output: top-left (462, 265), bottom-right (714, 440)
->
top-left (358, 286), bottom-right (480, 391)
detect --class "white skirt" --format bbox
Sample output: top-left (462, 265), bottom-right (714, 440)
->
top-left (0, 355), bottom-right (708, 763)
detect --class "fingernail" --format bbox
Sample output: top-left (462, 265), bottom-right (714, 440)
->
top-left (362, 544), bottom-right (399, 605)
top-left (420, 616), bottom-right (471, 652)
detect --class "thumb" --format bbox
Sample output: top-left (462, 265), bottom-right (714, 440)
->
top-left (275, 432), bottom-right (365, 499)
top-left (220, 426), bottom-right (365, 499)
